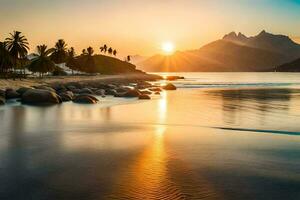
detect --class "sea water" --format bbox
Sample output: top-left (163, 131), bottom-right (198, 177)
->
top-left (0, 73), bottom-right (299, 200)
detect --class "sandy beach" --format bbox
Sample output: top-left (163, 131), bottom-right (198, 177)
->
top-left (0, 73), bottom-right (161, 90)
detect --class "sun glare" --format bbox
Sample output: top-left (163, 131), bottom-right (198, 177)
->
top-left (161, 42), bottom-right (175, 55)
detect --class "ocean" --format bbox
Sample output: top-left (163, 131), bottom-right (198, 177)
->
top-left (0, 73), bottom-right (299, 199)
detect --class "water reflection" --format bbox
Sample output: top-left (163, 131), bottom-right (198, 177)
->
top-left (0, 85), bottom-right (299, 200)
top-left (205, 88), bottom-right (300, 128)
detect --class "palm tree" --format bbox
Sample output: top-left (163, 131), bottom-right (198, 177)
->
top-left (66, 47), bottom-right (78, 75)
top-left (81, 49), bottom-right (87, 55)
top-left (87, 47), bottom-right (94, 56)
top-left (100, 47), bottom-right (104, 53)
top-left (108, 47), bottom-right (113, 55)
top-left (85, 47), bottom-right (96, 73)
top-left (5, 31), bottom-right (29, 77)
top-left (113, 49), bottom-right (117, 57)
top-left (103, 44), bottom-right (107, 53)
top-left (0, 42), bottom-right (12, 75)
top-left (51, 39), bottom-right (68, 64)
top-left (27, 45), bottom-right (56, 77)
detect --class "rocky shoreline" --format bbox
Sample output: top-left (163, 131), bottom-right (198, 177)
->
top-left (0, 73), bottom-right (177, 106)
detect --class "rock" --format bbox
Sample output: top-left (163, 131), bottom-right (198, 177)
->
top-left (116, 87), bottom-right (128, 93)
top-left (140, 90), bottom-right (152, 95)
top-left (139, 94), bottom-right (151, 100)
top-left (34, 85), bottom-right (56, 92)
top-left (162, 83), bottom-right (177, 90)
top-left (16, 87), bottom-right (33, 96)
top-left (71, 88), bottom-right (81, 94)
top-left (107, 84), bottom-right (117, 89)
top-left (79, 88), bottom-right (93, 94)
top-left (51, 84), bottom-right (67, 92)
top-left (21, 89), bottom-right (62, 105)
top-left (164, 76), bottom-right (184, 81)
top-left (0, 97), bottom-right (5, 105)
top-left (115, 89), bottom-right (141, 98)
top-left (105, 89), bottom-right (117, 96)
top-left (155, 92), bottom-right (160, 95)
top-left (95, 89), bottom-right (106, 97)
top-left (149, 87), bottom-right (162, 92)
top-left (66, 85), bottom-right (77, 91)
top-left (73, 95), bottom-right (99, 104)
top-left (59, 91), bottom-right (74, 102)
top-left (0, 89), bottom-right (6, 98)
top-left (5, 89), bottom-right (20, 99)
top-left (136, 82), bottom-right (152, 89)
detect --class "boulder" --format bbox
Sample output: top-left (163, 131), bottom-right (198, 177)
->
top-left (0, 97), bottom-right (5, 105)
top-left (116, 87), bottom-right (128, 93)
top-left (73, 95), bottom-right (99, 104)
top-left (105, 89), bottom-right (117, 96)
top-left (164, 76), bottom-right (184, 81)
top-left (155, 92), bottom-right (161, 95)
top-left (162, 83), bottom-right (177, 90)
top-left (21, 89), bottom-right (62, 105)
top-left (16, 87), bottom-right (33, 96)
top-left (95, 89), bottom-right (106, 97)
top-left (5, 89), bottom-right (20, 99)
top-left (79, 88), bottom-right (93, 94)
top-left (140, 90), bottom-right (152, 95)
top-left (34, 85), bottom-right (56, 92)
top-left (59, 91), bottom-right (74, 102)
top-left (66, 85), bottom-right (77, 91)
top-left (149, 87), bottom-right (162, 92)
top-left (0, 89), bottom-right (6, 98)
top-left (114, 89), bottom-right (141, 98)
top-left (71, 88), bottom-right (81, 94)
top-left (139, 94), bottom-right (151, 100)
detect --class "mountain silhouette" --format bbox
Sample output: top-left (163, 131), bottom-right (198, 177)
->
top-left (138, 31), bottom-right (300, 72)
top-left (274, 57), bottom-right (300, 72)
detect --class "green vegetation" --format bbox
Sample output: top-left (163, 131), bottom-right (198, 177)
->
top-left (27, 45), bottom-right (56, 77)
top-left (0, 31), bottom-right (141, 79)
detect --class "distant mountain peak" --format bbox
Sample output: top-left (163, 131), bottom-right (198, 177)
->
top-left (223, 31), bottom-right (248, 43)
top-left (259, 30), bottom-right (267, 35)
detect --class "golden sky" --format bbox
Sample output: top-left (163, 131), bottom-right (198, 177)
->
top-left (0, 0), bottom-right (300, 57)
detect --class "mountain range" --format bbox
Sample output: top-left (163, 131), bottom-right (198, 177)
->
top-left (137, 31), bottom-right (300, 72)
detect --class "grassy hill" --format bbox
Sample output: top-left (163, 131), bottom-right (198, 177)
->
top-left (76, 54), bottom-right (143, 74)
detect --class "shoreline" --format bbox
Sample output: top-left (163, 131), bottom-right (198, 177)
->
top-left (0, 73), bottom-right (177, 105)
top-left (0, 73), bottom-right (162, 90)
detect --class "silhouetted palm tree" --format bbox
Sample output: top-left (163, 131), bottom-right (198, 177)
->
top-left (108, 47), bottom-right (113, 55)
top-left (85, 47), bottom-right (96, 73)
top-left (103, 44), bottom-right (107, 53)
top-left (66, 47), bottom-right (78, 75)
top-left (100, 47), bottom-right (104, 53)
top-left (5, 31), bottom-right (29, 76)
top-left (51, 39), bottom-right (68, 64)
top-left (87, 47), bottom-right (94, 56)
top-left (81, 49), bottom-right (87, 55)
top-left (113, 49), bottom-right (117, 57)
top-left (0, 42), bottom-right (12, 75)
top-left (27, 45), bottom-right (55, 77)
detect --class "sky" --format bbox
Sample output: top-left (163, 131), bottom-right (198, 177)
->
top-left (0, 0), bottom-right (300, 57)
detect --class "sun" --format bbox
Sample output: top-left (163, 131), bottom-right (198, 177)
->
top-left (161, 42), bottom-right (175, 55)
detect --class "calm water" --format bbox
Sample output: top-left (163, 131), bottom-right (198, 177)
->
top-left (0, 73), bottom-right (300, 200)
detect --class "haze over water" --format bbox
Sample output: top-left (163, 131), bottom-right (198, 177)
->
top-left (0, 73), bottom-right (300, 200)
